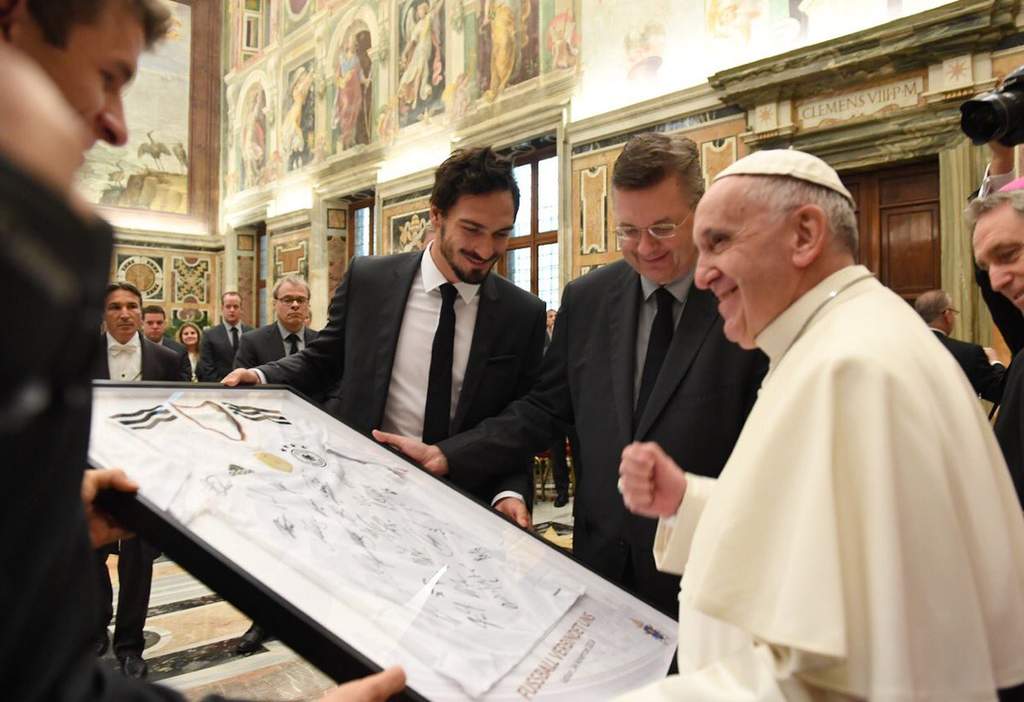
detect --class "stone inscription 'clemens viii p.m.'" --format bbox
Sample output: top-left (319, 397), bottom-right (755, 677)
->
top-left (798, 77), bottom-right (925, 129)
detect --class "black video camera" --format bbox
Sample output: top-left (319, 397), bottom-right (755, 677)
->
top-left (961, 64), bottom-right (1024, 146)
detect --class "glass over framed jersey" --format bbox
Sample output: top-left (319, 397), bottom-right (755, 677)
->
top-left (88, 382), bottom-right (677, 700)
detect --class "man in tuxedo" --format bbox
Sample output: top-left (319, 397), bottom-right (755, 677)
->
top-left (225, 146), bottom-right (546, 651)
top-left (94, 282), bottom-right (189, 678)
top-left (195, 291), bottom-right (252, 381)
top-left (141, 304), bottom-right (191, 380)
top-left (234, 276), bottom-right (318, 369)
top-left (914, 289), bottom-right (1006, 403)
top-left (377, 133), bottom-right (768, 617)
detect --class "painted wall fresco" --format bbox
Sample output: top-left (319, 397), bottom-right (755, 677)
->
top-left (282, 58), bottom-right (317, 172)
top-left (111, 244), bottom-right (218, 331)
top-left (239, 84), bottom-right (270, 190)
top-left (81, 1), bottom-right (191, 213)
top-left (477, 0), bottom-right (540, 101)
top-left (397, 0), bottom-right (447, 127)
top-left (327, 9), bottom-right (377, 154)
top-left (574, 0), bottom-right (954, 120)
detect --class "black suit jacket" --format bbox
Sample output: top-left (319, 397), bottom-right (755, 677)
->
top-left (440, 259), bottom-right (768, 616)
top-left (196, 322), bottom-right (253, 382)
top-left (234, 323), bottom-right (318, 369)
top-left (259, 251), bottom-right (547, 505)
top-left (95, 332), bottom-right (190, 383)
top-left (0, 154), bottom-right (209, 700)
top-left (155, 336), bottom-right (191, 382)
top-left (932, 329), bottom-right (1006, 403)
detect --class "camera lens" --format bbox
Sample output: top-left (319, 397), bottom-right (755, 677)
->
top-left (961, 90), bottom-right (1024, 146)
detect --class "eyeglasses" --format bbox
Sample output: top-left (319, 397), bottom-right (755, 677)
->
top-left (614, 211), bottom-right (693, 241)
top-left (276, 295), bottom-right (309, 306)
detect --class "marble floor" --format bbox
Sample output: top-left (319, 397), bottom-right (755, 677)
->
top-left (105, 496), bottom-right (574, 700)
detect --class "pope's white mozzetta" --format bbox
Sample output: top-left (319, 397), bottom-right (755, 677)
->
top-left (619, 149), bottom-right (1024, 701)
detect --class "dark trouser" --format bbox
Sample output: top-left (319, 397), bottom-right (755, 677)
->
top-left (550, 438), bottom-right (570, 496)
top-left (95, 537), bottom-right (157, 659)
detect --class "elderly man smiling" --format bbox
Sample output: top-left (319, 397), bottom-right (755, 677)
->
top-left (618, 149), bottom-right (1024, 701)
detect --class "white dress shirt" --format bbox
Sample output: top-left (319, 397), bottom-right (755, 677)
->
top-left (106, 332), bottom-right (142, 381)
top-left (381, 242), bottom-right (480, 440)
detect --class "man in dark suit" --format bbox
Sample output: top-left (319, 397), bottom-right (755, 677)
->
top-left (195, 291), bottom-right (253, 381)
top-left (377, 134), bottom-right (767, 617)
top-left (225, 146), bottom-right (546, 651)
top-left (141, 304), bottom-right (191, 380)
top-left (914, 289), bottom-right (1006, 403)
top-left (234, 276), bottom-right (318, 369)
top-left (94, 282), bottom-right (189, 678)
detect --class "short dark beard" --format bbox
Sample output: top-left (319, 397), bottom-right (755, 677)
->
top-left (438, 222), bottom-right (496, 284)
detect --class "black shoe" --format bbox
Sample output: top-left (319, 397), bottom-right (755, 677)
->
top-left (554, 492), bottom-right (569, 508)
top-left (95, 631), bottom-right (110, 657)
top-left (236, 623), bottom-right (266, 654)
top-left (120, 655), bottom-right (147, 679)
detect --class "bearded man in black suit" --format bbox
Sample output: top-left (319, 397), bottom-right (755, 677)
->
top-left (377, 134), bottom-right (768, 618)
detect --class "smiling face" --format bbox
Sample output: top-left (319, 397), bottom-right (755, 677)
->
top-left (179, 324), bottom-right (199, 350)
top-left (973, 201), bottom-right (1024, 312)
top-left (430, 190), bottom-right (515, 284)
top-left (692, 177), bottom-right (798, 349)
top-left (5, 0), bottom-right (146, 149)
top-left (612, 175), bottom-right (697, 285)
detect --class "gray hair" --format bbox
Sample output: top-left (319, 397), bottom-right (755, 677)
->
top-left (965, 190), bottom-right (1024, 235)
top-left (272, 275), bottom-right (310, 300)
top-left (913, 289), bottom-right (951, 324)
top-left (739, 175), bottom-right (859, 255)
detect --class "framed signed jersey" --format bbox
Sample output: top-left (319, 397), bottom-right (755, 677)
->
top-left (89, 382), bottom-right (676, 701)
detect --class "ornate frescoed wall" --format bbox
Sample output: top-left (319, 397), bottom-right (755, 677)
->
top-left (381, 195), bottom-right (432, 255)
top-left (111, 243), bottom-right (220, 331)
top-left (80, 1), bottom-right (191, 214)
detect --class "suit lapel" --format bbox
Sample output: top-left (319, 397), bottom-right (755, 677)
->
top-left (608, 264), bottom-right (641, 449)
top-left (139, 333), bottom-right (158, 381)
top-left (370, 253), bottom-right (421, 424)
top-left (452, 275), bottom-right (500, 431)
top-left (634, 284), bottom-right (717, 440)
top-left (96, 335), bottom-right (110, 380)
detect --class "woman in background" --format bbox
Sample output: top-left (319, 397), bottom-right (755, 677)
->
top-left (177, 322), bottom-right (202, 382)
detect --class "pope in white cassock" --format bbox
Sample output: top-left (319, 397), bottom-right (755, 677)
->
top-left (617, 149), bottom-right (1024, 701)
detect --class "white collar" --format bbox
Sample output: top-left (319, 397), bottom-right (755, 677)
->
top-left (756, 265), bottom-right (875, 365)
top-left (421, 241), bottom-right (481, 304)
top-left (106, 331), bottom-right (140, 350)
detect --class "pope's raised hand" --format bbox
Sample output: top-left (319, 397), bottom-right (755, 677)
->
top-left (618, 441), bottom-right (687, 518)
top-left (372, 430), bottom-right (449, 477)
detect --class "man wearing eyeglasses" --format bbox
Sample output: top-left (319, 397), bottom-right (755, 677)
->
top-left (914, 289), bottom-right (1006, 403)
top-left (234, 276), bottom-right (319, 370)
top-left (377, 133), bottom-right (767, 617)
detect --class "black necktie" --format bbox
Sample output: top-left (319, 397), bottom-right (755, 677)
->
top-left (286, 333), bottom-right (300, 355)
top-left (634, 288), bottom-right (675, 431)
top-left (422, 283), bottom-right (458, 444)
top-left (230, 326), bottom-right (239, 351)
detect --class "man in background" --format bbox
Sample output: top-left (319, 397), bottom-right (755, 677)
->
top-left (95, 282), bottom-right (187, 678)
top-left (234, 276), bottom-right (318, 369)
top-left (914, 288), bottom-right (1005, 403)
top-left (196, 291), bottom-right (252, 381)
top-left (142, 304), bottom-right (191, 380)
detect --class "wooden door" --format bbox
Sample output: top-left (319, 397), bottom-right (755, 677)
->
top-left (842, 161), bottom-right (941, 302)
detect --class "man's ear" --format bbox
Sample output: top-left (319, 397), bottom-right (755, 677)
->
top-left (429, 205), bottom-right (442, 230)
top-left (790, 204), bottom-right (829, 269)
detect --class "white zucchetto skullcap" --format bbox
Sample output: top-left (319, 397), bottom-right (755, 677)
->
top-left (714, 149), bottom-right (854, 206)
